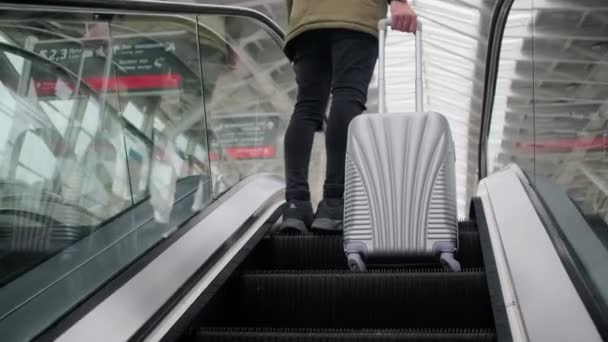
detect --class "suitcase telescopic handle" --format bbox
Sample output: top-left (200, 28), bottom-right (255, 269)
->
top-left (377, 18), bottom-right (423, 113)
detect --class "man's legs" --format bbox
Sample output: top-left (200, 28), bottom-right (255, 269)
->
top-left (312, 29), bottom-right (378, 232)
top-left (281, 31), bottom-right (332, 233)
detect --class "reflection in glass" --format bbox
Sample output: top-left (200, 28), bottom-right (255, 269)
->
top-left (488, 4), bottom-right (608, 224)
top-left (0, 14), bottom-right (213, 290)
top-left (486, 2), bottom-right (608, 321)
top-left (107, 15), bottom-right (213, 222)
top-left (0, 23), bottom-right (121, 287)
top-left (197, 15), bottom-right (296, 197)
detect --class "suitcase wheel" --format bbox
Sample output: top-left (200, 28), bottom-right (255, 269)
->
top-left (347, 253), bottom-right (366, 272)
top-left (440, 252), bottom-right (461, 272)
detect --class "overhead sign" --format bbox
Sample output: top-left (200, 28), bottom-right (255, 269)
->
top-left (210, 114), bottom-right (281, 160)
top-left (30, 33), bottom-right (195, 96)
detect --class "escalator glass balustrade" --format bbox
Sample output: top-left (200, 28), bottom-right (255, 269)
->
top-left (0, 14), bottom-right (212, 289)
top-left (0, 8), bottom-right (295, 341)
top-left (486, 0), bottom-right (608, 335)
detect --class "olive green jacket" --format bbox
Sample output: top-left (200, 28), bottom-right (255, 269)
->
top-left (285, 0), bottom-right (389, 50)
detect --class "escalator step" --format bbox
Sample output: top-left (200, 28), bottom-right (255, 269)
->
top-left (192, 327), bottom-right (497, 341)
top-left (457, 231), bottom-right (483, 267)
top-left (200, 269), bottom-right (493, 329)
top-left (244, 234), bottom-right (345, 270)
top-left (246, 231), bottom-right (482, 270)
top-left (459, 220), bottom-right (478, 232)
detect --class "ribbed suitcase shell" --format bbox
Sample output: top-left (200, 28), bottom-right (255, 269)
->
top-left (343, 111), bottom-right (459, 271)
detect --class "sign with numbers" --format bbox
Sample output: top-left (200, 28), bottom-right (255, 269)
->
top-left (29, 32), bottom-right (197, 97)
top-left (210, 114), bottom-right (282, 160)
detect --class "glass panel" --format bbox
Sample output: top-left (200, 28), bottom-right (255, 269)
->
top-left (489, 3), bottom-right (608, 222)
top-left (531, 8), bottom-right (608, 223)
top-left (0, 12), bottom-right (212, 332)
top-left (532, 4), bottom-right (608, 313)
top-left (488, 0), bottom-right (608, 314)
top-left (487, 1), bottom-right (536, 177)
top-left (197, 15), bottom-right (295, 197)
top-left (106, 15), bottom-right (213, 220)
top-left (0, 21), bottom-right (124, 291)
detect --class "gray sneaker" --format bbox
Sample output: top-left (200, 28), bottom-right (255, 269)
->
top-left (279, 200), bottom-right (313, 234)
top-left (311, 198), bottom-right (343, 232)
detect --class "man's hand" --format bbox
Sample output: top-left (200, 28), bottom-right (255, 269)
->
top-left (390, 1), bottom-right (417, 33)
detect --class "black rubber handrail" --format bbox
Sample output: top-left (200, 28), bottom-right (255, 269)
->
top-left (515, 168), bottom-right (608, 340)
top-left (0, 0), bottom-right (284, 43)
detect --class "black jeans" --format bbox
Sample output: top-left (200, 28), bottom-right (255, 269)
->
top-left (284, 29), bottom-right (378, 202)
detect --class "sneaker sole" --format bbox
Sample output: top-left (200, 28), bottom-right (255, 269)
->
top-left (311, 218), bottom-right (343, 232)
top-left (279, 218), bottom-right (309, 234)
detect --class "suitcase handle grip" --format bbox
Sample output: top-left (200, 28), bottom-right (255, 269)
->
top-left (377, 18), bottom-right (423, 113)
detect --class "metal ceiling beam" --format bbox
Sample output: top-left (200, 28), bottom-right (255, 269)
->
top-left (505, 25), bottom-right (608, 40)
top-left (528, 0), bottom-right (608, 11)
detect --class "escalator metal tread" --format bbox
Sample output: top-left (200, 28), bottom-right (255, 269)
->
top-left (193, 327), bottom-right (497, 341)
top-left (248, 229), bottom-right (482, 270)
top-left (188, 219), bottom-right (495, 341)
top-left (201, 269), bottom-right (493, 329)
top-left (242, 267), bottom-right (484, 274)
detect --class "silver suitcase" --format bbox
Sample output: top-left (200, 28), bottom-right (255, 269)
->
top-left (343, 19), bottom-right (460, 272)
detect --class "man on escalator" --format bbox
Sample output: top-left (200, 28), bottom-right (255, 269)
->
top-left (280, 0), bottom-right (418, 233)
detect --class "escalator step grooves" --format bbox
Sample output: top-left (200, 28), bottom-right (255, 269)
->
top-left (247, 230), bottom-right (482, 270)
top-left (201, 270), bottom-right (493, 329)
top-left (458, 231), bottom-right (482, 265)
top-left (242, 268), bottom-right (484, 274)
top-left (245, 234), bottom-right (344, 270)
top-left (458, 220), bottom-right (478, 232)
top-left (191, 220), bottom-right (492, 339)
top-left (193, 327), bottom-right (497, 341)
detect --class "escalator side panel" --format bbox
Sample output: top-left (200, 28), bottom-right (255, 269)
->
top-left (476, 165), bottom-right (603, 342)
top-left (471, 198), bottom-right (513, 342)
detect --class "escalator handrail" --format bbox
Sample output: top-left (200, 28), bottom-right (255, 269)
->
top-left (478, 0), bottom-right (515, 179)
top-left (514, 167), bottom-right (608, 340)
top-left (476, 1), bottom-right (608, 336)
top-left (49, 174), bottom-right (285, 342)
top-left (0, 0), bottom-right (285, 44)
